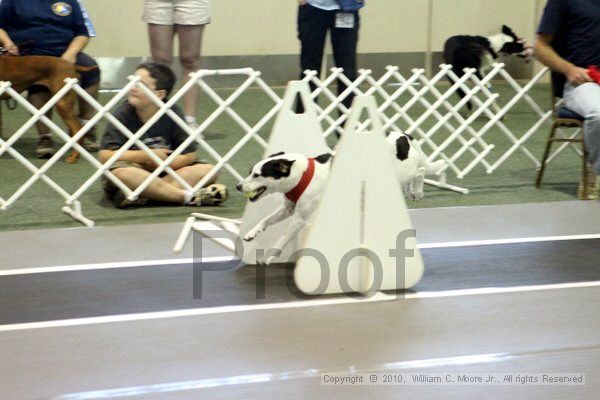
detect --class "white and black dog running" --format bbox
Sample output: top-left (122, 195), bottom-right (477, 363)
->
top-left (236, 132), bottom-right (445, 264)
top-left (443, 25), bottom-right (533, 113)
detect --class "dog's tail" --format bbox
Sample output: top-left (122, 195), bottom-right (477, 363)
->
top-left (424, 159), bottom-right (446, 176)
top-left (411, 139), bottom-right (447, 176)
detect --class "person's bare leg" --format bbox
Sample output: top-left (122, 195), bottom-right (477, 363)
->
top-left (78, 83), bottom-right (99, 121)
top-left (112, 167), bottom-right (186, 203)
top-left (148, 23), bottom-right (175, 65)
top-left (28, 90), bottom-right (52, 135)
top-left (78, 83), bottom-right (100, 149)
top-left (176, 24), bottom-right (205, 118)
top-left (163, 163), bottom-right (217, 189)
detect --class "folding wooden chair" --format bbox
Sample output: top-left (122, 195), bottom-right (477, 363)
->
top-left (535, 72), bottom-right (591, 199)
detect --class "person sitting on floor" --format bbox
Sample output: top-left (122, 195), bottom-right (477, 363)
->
top-left (99, 61), bottom-right (227, 208)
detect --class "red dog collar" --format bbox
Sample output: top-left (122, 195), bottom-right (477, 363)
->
top-left (285, 158), bottom-right (315, 204)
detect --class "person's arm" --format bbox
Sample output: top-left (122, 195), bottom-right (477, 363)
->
top-left (99, 148), bottom-right (196, 171)
top-left (99, 148), bottom-right (171, 170)
top-left (534, 34), bottom-right (592, 85)
top-left (0, 28), bottom-right (18, 55)
top-left (98, 123), bottom-right (165, 169)
top-left (168, 152), bottom-right (197, 170)
top-left (99, 149), bottom-right (153, 165)
top-left (0, 0), bottom-right (18, 55)
top-left (61, 35), bottom-right (89, 64)
top-left (62, 0), bottom-right (95, 63)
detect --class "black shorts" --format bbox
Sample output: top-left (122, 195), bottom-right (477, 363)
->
top-left (29, 52), bottom-right (101, 94)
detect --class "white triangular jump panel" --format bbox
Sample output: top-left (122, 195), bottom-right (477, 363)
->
top-left (295, 95), bottom-right (424, 294)
top-left (240, 80), bottom-right (330, 264)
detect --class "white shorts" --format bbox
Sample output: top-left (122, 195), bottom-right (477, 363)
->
top-left (143, 0), bottom-right (211, 25)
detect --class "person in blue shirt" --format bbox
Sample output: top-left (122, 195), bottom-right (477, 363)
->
top-left (0, 0), bottom-right (101, 158)
top-left (535, 0), bottom-right (600, 199)
top-left (296, 0), bottom-right (363, 126)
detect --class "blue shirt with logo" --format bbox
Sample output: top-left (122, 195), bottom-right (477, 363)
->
top-left (0, 0), bottom-right (95, 57)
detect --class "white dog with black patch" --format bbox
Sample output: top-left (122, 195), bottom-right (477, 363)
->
top-left (236, 132), bottom-right (445, 264)
top-left (386, 131), bottom-right (446, 202)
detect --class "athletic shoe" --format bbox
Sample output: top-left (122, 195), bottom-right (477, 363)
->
top-left (190, 184), bottom-right (228, 206)
top-left (81, 130), bottom-right (100, 152)
top-left (35, 134), bottom-right (56, 158)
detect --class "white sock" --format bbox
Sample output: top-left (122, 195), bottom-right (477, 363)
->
top-left (183, 189), bottom-right (195, 205)
top-left (185, 116), bottom-right (197, 125)
top-left (79, 118), bottom-right (89, 125)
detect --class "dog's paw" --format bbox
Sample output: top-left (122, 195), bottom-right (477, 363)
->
top-left (243, 232), bottom-right (257, 242)
top-left (256, 254), bottom-right (275, 266)
top-left (243, 226), bottom-right (263, 242)
top-left (410, 191), bottom-right (424, 202)
top-left (256, 258), bottom-right (267, 266)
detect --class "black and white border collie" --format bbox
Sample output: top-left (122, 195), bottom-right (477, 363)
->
top-left (236, 132), bottom-right (445, 264)
top-left (443, 25), bottom-right (533, 112)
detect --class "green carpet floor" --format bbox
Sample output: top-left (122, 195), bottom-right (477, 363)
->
top-left (0, 82), bottom-right (588, 232)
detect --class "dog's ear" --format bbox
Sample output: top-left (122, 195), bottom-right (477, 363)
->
top-left (502, 25), bottom-right (518, 41)
top-left (267, 151), bottom-right (285, 158)
top-left (261, 158), bottom-right (295, 178)
top-left (273, 159), bottom-right (294, 176)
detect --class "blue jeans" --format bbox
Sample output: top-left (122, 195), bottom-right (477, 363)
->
top-left (563, 81), bottom-right (600, 174)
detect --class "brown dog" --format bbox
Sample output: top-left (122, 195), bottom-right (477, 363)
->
top-left (0, 54), bottom-right (96, 163)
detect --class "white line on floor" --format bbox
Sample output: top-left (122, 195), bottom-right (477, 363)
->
top-left (1, 281), bottom-right (599, 333)
top-left (405, 280), bottom-right (600, 298)
top-left (0, 257), bottom-right (232, 276)
top-left (418, 233), bottom-right (600, 249)
top-left (2, 233), bottom-right (599, 277)
top-left (0, 292), bottom-right (396, 332)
